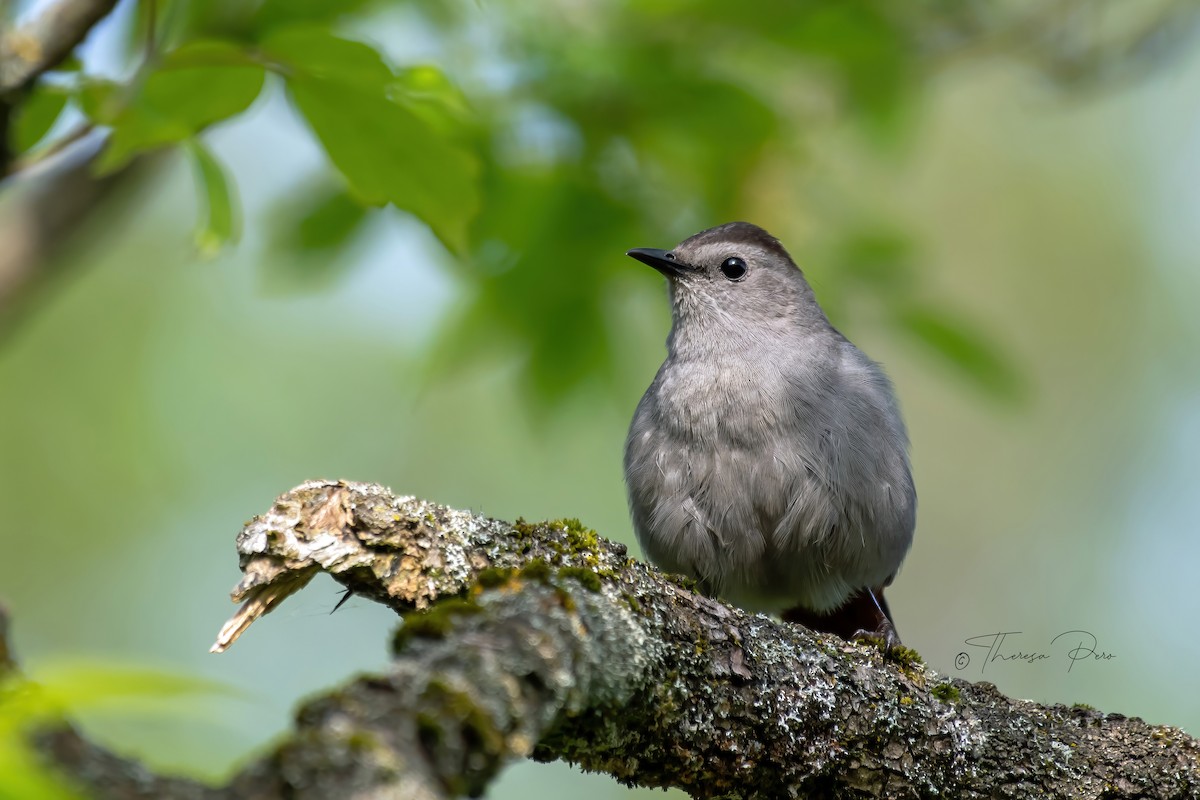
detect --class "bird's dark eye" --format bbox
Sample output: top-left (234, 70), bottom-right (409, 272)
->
top-left (720, 257), bottom-right (747, 281)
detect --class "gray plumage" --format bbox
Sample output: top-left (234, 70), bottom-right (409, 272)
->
top-left (623, 222), bottom-right (915, 616)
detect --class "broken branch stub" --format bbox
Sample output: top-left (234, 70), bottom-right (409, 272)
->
top-left (212, 479), bottom-right (629, 652)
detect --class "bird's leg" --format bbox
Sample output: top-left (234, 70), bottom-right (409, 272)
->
top-left (850, 587), bottom-right (901, 650)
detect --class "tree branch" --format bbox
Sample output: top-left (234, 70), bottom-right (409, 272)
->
top-left (0, 139), bottom-right (155, 343)
top-left (0, 0), bottom-right (154, 341)
top-left (0, 0), bottom-right (119, 94)
top-left (7, 480), bottom-right (1192, 799)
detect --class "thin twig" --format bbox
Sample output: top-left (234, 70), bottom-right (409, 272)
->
top-left (3, 120), bottom-right (94, 177)
top-left (143, 0), bottom-right (156, 63)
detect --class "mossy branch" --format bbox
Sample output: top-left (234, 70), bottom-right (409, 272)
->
top-left (18, 480), bottom-right (1200, 798)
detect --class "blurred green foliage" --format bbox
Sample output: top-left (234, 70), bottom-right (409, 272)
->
top-left (0, 662), bottom-right (229, 800)
top-left (10, 1), bottom-right (1194, 405)
top-left (8, 0), bottom-right (1104, 407)
top-left (87, 44), bottom-right (266, 173)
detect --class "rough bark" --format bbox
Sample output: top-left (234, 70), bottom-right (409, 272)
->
top-left (9, 479), bottom-right (1198, 799)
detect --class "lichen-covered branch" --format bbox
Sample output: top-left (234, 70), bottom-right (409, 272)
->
top-left (18, 480), bottom-right (1200, 799)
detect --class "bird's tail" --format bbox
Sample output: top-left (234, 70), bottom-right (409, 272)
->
top-left (782, 586), bottom-right (898, 643)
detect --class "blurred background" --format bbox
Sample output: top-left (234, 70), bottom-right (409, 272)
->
top-left (2, 0), bottom-right (1200, 797)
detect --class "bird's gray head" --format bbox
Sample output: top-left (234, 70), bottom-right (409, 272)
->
top-left (627, 222), bottom-right (826, 339)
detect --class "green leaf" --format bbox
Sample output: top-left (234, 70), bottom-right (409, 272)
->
top-left (1, 663), bottom-right (231, 800)
top-left (252, 0), bottom-right (378, 36)
top-left (777, 4), bottom-right (913, 139)
top-left (262, 180), bottom-right (371, 291)
top-left (624, 72), bottom-right (778, 213)
top-left (89, 48), bottom-right (265, 173)
top-left (269, 180), bottom-right (370, 253)
top-left (10, 85), bottom-right (69, 154)
top-left (76, 79), bottom-right (123, 126)
top-left (836, 229), bottom-right (914, 291)
top-left (0, 729), bottom-right (83, 800)
top-left (682, 1), bottom-right (913, 142)
top-left (30, 661), bottom-right (233, 712)
top-left (261, 26), bottom-right (393, 87)
top-left (161, 39), bottom-right (263, 69)
top-left (186, 140), bottom-right (239, 256)
top-left (894, 306), bottom-right (1025, 403)
top-left (52, 55), bottom-right (83, 74)
top-left (272, 30), bottom-right (479, 252)
top-left (395, 65), bottom-right (473, 126)
top-left (427, 168), bottom-right (646, 407)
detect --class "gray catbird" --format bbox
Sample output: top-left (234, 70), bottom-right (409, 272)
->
top-left (624, 222), bottom-right (916, 645)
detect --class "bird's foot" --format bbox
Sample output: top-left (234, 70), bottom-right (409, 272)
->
top-left (852, 618), bottom-right (901, 655)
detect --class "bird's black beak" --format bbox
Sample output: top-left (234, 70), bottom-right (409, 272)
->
top-left (627, 247), bottom-right (693, 279)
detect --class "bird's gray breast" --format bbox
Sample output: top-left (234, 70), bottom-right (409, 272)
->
top-left (624, 348), bottom-right (913, 613)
